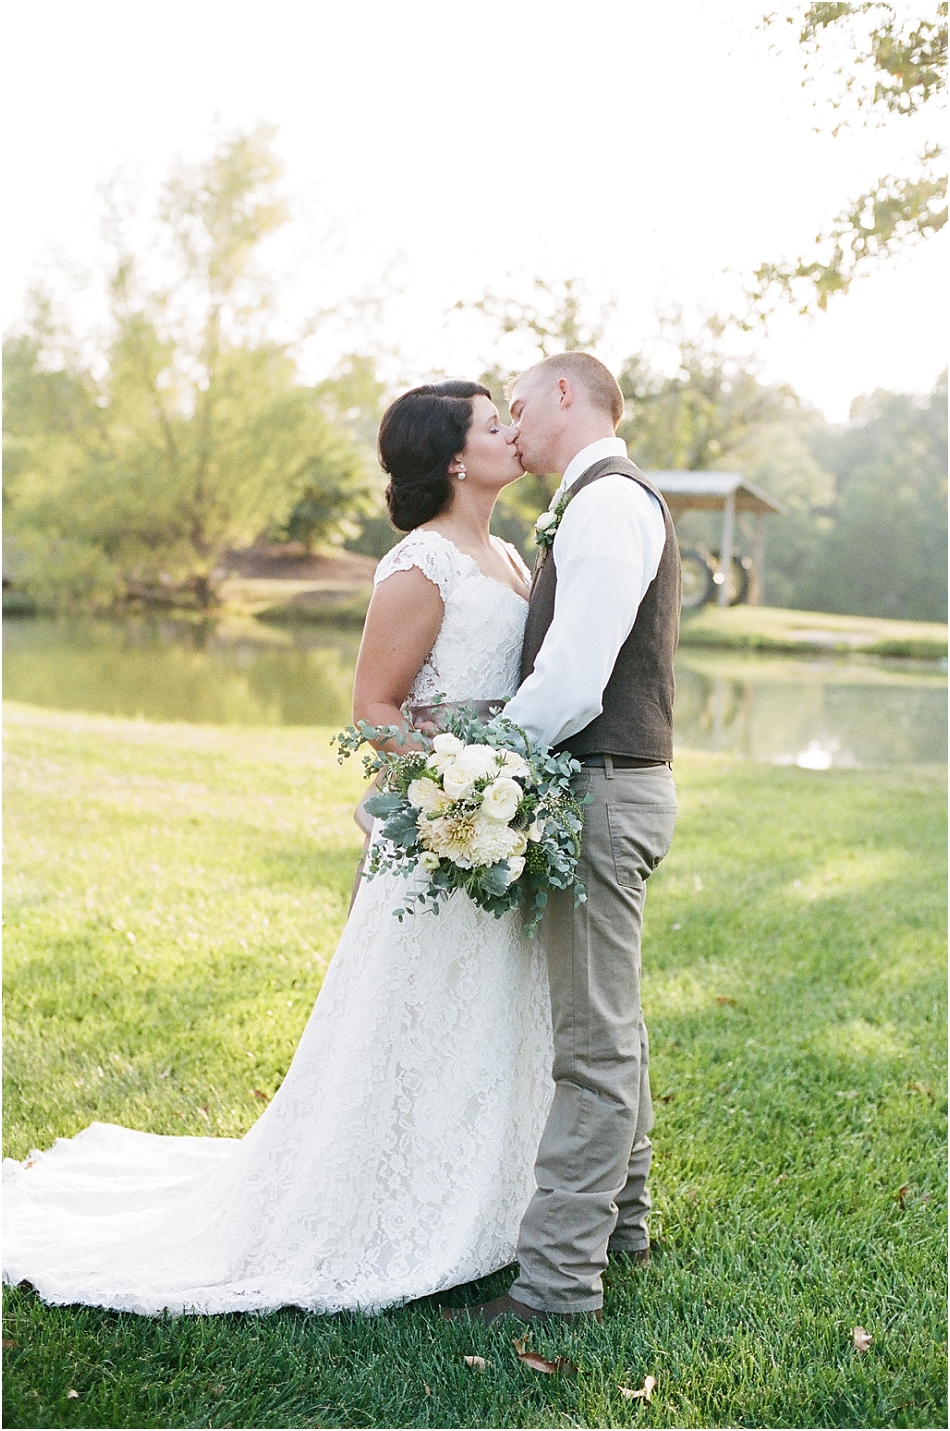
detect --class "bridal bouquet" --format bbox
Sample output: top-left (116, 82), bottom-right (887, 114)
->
top-left (333, 705), bottom-right (585, 929)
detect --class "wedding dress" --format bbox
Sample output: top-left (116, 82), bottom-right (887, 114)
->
top-left (3, 530), bottom-right (555, 1315)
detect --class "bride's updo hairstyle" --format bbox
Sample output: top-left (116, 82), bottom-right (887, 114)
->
top-left (378, 380), bottom-right (491, 531)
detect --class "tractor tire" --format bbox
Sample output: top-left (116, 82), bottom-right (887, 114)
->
top-left (679, 547), bottom-right (716, 610)
top-left (709, 552), bottom-right (752, 606)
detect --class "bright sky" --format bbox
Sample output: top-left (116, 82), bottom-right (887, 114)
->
top-left (4, 0), bottom-right (947, 421)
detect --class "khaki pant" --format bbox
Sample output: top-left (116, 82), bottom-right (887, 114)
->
top-left (511, 761), bottom-right (677, 1313)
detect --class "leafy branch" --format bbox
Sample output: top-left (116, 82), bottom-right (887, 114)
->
top-left (749, 2), bottom-right (947, 318)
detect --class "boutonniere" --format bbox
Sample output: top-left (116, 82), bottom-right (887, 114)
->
top-left (533, 489), bottom-right (572, 550)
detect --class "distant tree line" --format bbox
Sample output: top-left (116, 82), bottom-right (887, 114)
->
top-left (3, 133), bottom-right (946, 623)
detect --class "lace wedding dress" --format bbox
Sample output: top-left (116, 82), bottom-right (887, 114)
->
top-left (3, 531), bottom-right (554, 1316)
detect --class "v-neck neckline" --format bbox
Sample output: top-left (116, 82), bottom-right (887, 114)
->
top-left (420, 530), bottom-right (529, 606)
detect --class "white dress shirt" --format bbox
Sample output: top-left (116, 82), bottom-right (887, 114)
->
top-left (504, 437), bottom-right (666, 749)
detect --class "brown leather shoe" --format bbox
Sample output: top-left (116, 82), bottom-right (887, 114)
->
top-left (440, 1293), bottom-right (602, 1325)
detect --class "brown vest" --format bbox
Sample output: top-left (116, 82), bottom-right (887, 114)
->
top-left (520, 456), bottom-right (681, 762)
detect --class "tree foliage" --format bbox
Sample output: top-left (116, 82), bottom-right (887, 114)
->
top-left (615, 319), bottom-right (837, 608)
top-left (750, 2), bottom-right (947, 316)
top-left (617, 318), bottom-right (800, 470)
top-left (473, 283), bottom-right (944, 622)
top-left (3, 128), bottom-right (371, 609)
top-left (461, 276), bottom-right (612, 360)
top-left (790, 370), bottom-right (947, 618)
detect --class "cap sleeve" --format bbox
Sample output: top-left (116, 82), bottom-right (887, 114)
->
top-left (373, 530), bottom-right (461, 602)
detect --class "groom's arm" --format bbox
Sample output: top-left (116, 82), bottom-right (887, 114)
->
top-left (503, 477), bottom-right (666, 750)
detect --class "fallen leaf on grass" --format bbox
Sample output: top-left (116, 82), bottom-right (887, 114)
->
top-left (715, 995), bottom-right (736, 1007)
top-left (423, 1383), bottom-right (432, 1396)
top-left (67, 1389), bottom-right (80, 1399)
top-left (252, 1089), bottom-right (270, 1103)
top-left (197, 1105), bottom-right (210, 1120)
top-left (512, 1337), bottom-right (577, 1376)
top-left (619, 1375), bottom-right (656, 1402)
top-left (463, 1355), bottom-right (493, 1372)
top-left (2, 1339), bottom-right (16, 1349)
top-left (897, 1183), bottom-right (909, 1205)
top-left (853, 1326), bottom-right (872, 1353)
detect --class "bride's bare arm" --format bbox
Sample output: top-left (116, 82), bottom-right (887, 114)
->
top-left (352, 568), bottom-right (444, 751)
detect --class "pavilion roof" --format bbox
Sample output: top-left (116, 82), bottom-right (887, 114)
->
top-left (647, 471), bottom-right (784, 515)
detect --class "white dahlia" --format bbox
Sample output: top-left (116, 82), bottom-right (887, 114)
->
top-left (418, 812), bottom-right (481, 868)
top-left (469, 814), bottom-right (524, 866)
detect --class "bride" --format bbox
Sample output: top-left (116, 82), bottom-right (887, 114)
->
top-left (3, 380), bottom-right (555, 1316)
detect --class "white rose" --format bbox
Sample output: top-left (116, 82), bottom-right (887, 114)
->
top-left (504, 855), bottom-right (526, 885)
top-left (509, 831), bottom-right (528, 857)
top-left (441, 761), bottom-right (476, 801)
top-left (527, 819), bottom-right (543, 842)
top-left (535, 509), bottom-right (557, 532)
top-left (498, 750), bottom-right (529, 779)
top-left (432, 732), bottom-right (464, 756)
top-left (427, 730), bottom-right (465, 772)
top-left (407, 777), bottom-right (449, 813)
top-left (419, 850), bottom-right (441, 871)
top-left (455, 743), bottom-right (501, 779)
top-left (480, 777), bottom-right (522, 823)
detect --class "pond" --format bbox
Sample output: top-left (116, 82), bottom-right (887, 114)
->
top-left (3, 615), bottom-right (946, 769)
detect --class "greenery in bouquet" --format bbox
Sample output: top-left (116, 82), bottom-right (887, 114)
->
top-left (333, 704), bottom-right (586, 929)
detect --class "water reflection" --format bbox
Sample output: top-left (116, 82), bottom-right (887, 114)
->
top-left (2, 616), bottom-right (361, 728)
top-left (674, 653), bottom-right (946, 768)
top-left (3, 616), bottom-right (946, 768)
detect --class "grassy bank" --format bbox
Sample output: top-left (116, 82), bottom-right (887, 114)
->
top-left (3, 704), bottom-right (946, 1429)
top-left (679, 605), bottom-right (949, 660)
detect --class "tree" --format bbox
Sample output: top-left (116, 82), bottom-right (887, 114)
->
top-left (457, 278), bottom-right (616, 554)
top-left (793, 371), bottom-right (947, 618)
top-left (616, 317), bottom-right (836, 605)
top-left (282, 354), bottom-right (389, 550)
top-left (750, 2), bottom-right (947, 316)
top-left (617, 317), bottom-right (800, 470)
top-left (3, 128), bottom-right (372, 609)
top-left (461, 276), bottom-right (613, 360)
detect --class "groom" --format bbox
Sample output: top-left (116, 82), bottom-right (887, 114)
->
top-left (446, 352), bottom-right (680, 1323)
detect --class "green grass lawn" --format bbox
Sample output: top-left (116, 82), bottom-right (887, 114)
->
top-left (3, 702), bottom-right (946, 1429)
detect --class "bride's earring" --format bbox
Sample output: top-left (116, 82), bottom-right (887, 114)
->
top-left (455, 464), bottom-right (467, 480)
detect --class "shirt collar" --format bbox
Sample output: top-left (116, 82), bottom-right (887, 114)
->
top-left (556, 436), bottom-right (628, 501)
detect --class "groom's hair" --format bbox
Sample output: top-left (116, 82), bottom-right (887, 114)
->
top-left (511, 353), bottom-right (624, 427)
